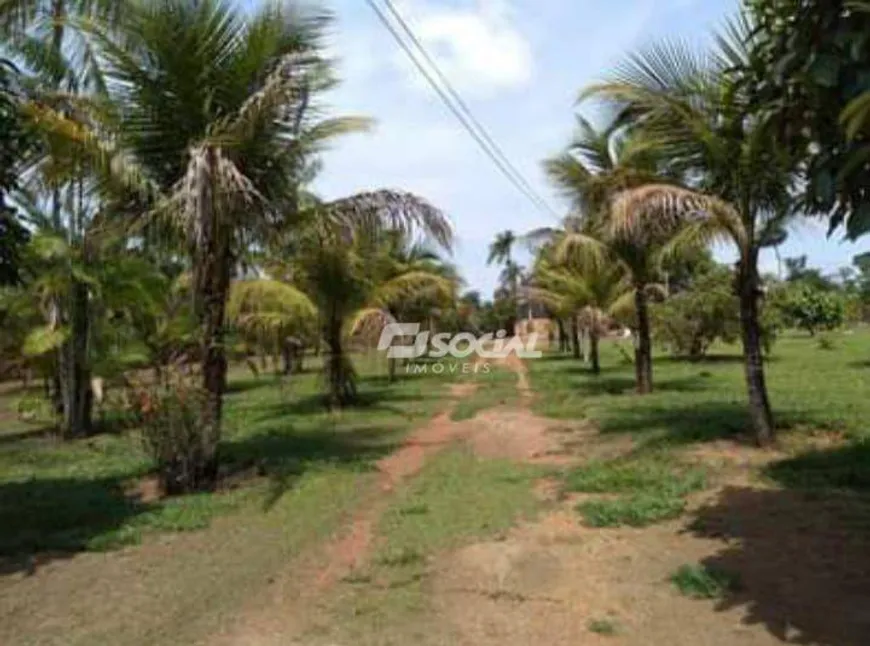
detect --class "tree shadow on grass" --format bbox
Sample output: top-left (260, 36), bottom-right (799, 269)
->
top-left (0, 475), bottom-right (155, 575)
top-left (659, 353), bottom-right (778, 365)
top-left (250, 386), bottom-right (434, 419)
top-left (0, 425), bottom-right (55, 446)
top-left (568, 375), bottom-right (710, 397)
top-left (596, 400), bottom-right (822, 448)
top-left (223, 423), bottom-right (401, 510)
top-left (1, 392), bottom-right (419, 575)
top-left (764, 441), bottom-right (870, 494)
top-left (687, 484), bottom-right (870, 645)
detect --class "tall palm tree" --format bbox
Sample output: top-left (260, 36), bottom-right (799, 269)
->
top-left (79, 0), bottom-right (452, 487)
top-left (1, 0), bottom-right (127, 437)
top-left (487, 229), bottom-right (519, 330)
top-left (542, 119), bottom-right (671, 393)
top-left (585, 23), bottom-right (801, 444)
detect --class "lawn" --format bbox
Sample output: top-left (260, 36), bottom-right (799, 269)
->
top-left (526, 328), bottom-right (870, 535)
top-left (0, 356), bottom-right (456, 559)
top-left (529, 329), bottom-right (870, 449)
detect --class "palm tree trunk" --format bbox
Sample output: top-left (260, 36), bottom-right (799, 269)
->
top-left (60, 279), bottom-right (92, 437)
top-left (570, 317), bottom-right (581, 359)
top-left (589, 328), bottom-right (601, 375)
top-left (738, 265), bottom-right (775, 445)
top-left (634, 287), bottom-right (653, 394)
top-left (556, 319), bottom-right (567, 352)
top-left (191, 179), bottom-right (233, 491)
top-left (197, 248), bottom-right (230, 489)
top-left (325, 311), bottom-right (355, 407)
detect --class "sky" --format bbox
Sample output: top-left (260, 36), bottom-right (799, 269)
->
top-left (254, 0), bottom-right (869, 296)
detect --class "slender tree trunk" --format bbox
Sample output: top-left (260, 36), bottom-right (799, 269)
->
top-left (634, 287), bottom-right (653, 394)
top-left (191, 170), bottom-right (232, 490)
top-left (281, 340), bottom-right (293, 375)
top-left (60, 279), bottom-right (92, 436)
top-left (738, 262), bottom-right (775, 445)
top-left (325, 310), bottom-right (355, 407)
top-left (388, 357), bottom-right (397, 382)
top-left (589, 328), bottom-right (601, 375)
top-left (556, 319), bottom-right (567, 353)
top-left (570, 317), bottom-right (581, 359)
top-left (196, 248), bottom-right (230, 489)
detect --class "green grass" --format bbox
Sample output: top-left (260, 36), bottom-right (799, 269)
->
top-left (577, 492), bottom-right (687, 528)
top-left (530, 330), bottom-right (870, 499)
top-left (563, 455), bottom-right (706, 527)
top-left (529, 330), bottom-right (870, 447)
top-left (0, 359), bottom-right (458, 558)
top-left (670, 563), bottom-right (740, 600)
top-left (587, 617), bottom-right (620, 636)
top-left (564, 455), bottom-right (706, 496)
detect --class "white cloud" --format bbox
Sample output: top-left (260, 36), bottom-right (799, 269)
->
top-left (391, 0), bottom-right (533, 98)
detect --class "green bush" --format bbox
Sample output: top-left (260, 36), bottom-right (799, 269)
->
top-left (137, 377), bottom-right (211, 495)
top-left (778, 284), bottom-right (845, 336)
top-left (652, 266), bottom-right (739, 359)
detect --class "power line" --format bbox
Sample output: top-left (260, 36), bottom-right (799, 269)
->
top-left (363, 0), bottom-right (559, 219)
top-left (376, 0), bottom-right (556, 217)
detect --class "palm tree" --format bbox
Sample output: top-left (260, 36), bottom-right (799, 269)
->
top-left (268, 218), bottom-right (453, 406)
top-left (585, 23), bottom-right (801, 444)
top-left (542, 119), bottom-right (671, 393)
top-left (529, 248), bottom-right (629, 373)
top-left (78, 0), bottom-right (452, 487)
top-left (1, 0), bottom-right (128, 437)
top-left (227, 277), bottom-right (318, 375)
top-left (487, 229), bottom-right (519, 331)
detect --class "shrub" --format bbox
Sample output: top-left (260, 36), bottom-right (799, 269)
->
top-left (136, 375), bottom-right (212, 495)
top-left (778, 284), bottom-right (845, 336)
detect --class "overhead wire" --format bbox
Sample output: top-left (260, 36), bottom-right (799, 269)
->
top-left (363, 0), bottom-right (559, 219)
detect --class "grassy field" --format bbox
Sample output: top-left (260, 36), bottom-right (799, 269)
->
top-left (2, 332), bottom-right (870, 645)
top-left (0, 356), bottom-right (460, 559)
top-left (530, 329), bottom-right (870, 492)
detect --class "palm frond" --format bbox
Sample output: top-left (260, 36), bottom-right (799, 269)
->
top-left (323, 190), bottom-right (454, 251)
top-left (347, 306), bottom-right (394, 338)
top-left (842, 91), bottom-right (870, 140)
top-left (22, 324), bottom-right (69, 357)
top-left (368, 271), bottom-right (454, 308)
top-left (554, 231), bottom-right (608, 269)
top-left (610, 184), bottom-right (747, 249)
top-left (227, 278), bottom-right (317, 337)
top-left (607, 289), bottom-right (636, 320)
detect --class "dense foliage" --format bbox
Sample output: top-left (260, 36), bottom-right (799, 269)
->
top-left (746, 0), bottom-right (870, 238)
top-left (652, 266), bottom-right (740, 360)
top-left (778, 284), bottom-right (846, 336)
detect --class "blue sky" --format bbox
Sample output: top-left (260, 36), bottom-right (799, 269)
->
top-left (257, 0), bottom-right (869, 295)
